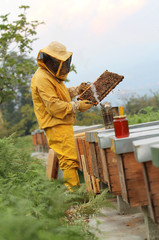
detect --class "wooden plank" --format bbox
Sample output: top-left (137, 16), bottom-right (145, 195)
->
top-left (99, 148), bottom-right (108, 183)
top-left (75, 138), bottom-right (83, 171)
top-left (81, 155), bottom-right (93, 193)
top-left (74, 132), bottom-right (86, 138)
top-left (128, 198), bottom-right (148, 208)
top-left (104, 149), bottom-right (111, 191)
top-left (122, 152), bottom-right (140, 168)
top-left (126, 179), bottom-right (146, 189)
top-left (149, 182), bottom-right (159, 195)
top-left (81, 138), bottom-right (90, 174)
top-left (124, 170), bottom-right (145, 179)
top-left (83, 139), bottom-right (93, 176)
top-left (91, 176), bottom-right (100, 194)
top-left (95, 143), bottom-right (105, 183)
top-left (89, 142), bottom-right (99, 178)
top-left (46, 149), bottom-right (59, 179)
top-left (146, 163), bottom-right (159, 180)
top-left (77, 137), bottom-right (84, 155)
top-left (154, 206), bottom-right (159, 218)
top-left (153, 196), bottom-right (159, 206)
top-left (116, 154), bottom-right (129, 202)
top-left (109, 175), bottom-right (122, 195)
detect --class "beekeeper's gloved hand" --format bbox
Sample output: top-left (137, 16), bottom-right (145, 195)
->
top-left (67, 82), bottom-right (91, 99)
top-left (78, 82), bottom-right (90, 94)
top-left (79, 100), bottom-right (93, 112)
top-left (70, 100), bottom-right (93, 113)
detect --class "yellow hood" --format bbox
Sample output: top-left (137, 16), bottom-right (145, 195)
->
top-left (37, 41), bottom-right (72, 81)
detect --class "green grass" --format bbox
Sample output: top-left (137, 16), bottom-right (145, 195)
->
top-left (14, 135), bottom-right (34, 154)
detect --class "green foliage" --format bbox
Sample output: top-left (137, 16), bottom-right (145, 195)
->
top-left (75, 106), bottom-right (104, 126)
top-left (74, 91), bottom-right (159, 127)
top-left (0, 5), bottom-right (43, 104)
top-left (121, 91), bottom-right (159, 125)
top-left (0, 136), bottom-right (113, 239)
top-left (124, 94), bottom-right (148, 115)
top-left (14, 135), bottom-right (34, 154)
top-left (65, 64), bottom-right (77, 82)
top-left (127, 106), bottom-right (159, 125)
top-left (1, 84), bottom-right (38, 137)
top-left (124, 91), bottom-right (159, 115)
top-left (0, 5), bottom-right (41, 137)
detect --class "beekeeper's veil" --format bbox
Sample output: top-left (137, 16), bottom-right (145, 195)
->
top-left (37, 41), bottom-right (72, 81)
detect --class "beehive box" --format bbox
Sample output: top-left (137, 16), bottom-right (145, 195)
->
top-left (116, 152), bottom-right (148, 207)
top-left (77, 70), bottom-right (124, 105)
top-left (110, 130), bottom-right (159, 207)
top-left (133, 138), bottom-right (159, 224)
top-left (142, 161), bottom-right (159, 224)
top-left (104, 148), bottom-right (122, 195)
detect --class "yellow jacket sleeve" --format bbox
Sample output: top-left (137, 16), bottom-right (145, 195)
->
top-left (37, 78), bottom-right (73, 120)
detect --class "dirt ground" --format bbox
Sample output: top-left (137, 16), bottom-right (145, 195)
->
top-left (89, 205), bottom-right (147, 240)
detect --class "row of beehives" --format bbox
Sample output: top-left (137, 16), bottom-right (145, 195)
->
top-left (31, 125), bottom-right (103, 153)
top-left (31, 129), bottom-right (49, 152)
top-left (75, 120), bottom-right (159, 226)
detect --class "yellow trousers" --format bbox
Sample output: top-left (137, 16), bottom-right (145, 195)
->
top-left (45, 125), bottom-right (80, 189)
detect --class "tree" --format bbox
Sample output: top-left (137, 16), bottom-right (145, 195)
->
top-left (75, 106), bottom-right (104, 126)
top-left (0, 5), bottom-right (43, 104)
top-left (1, 53), bottom-right (38, 137)
top-left (0, 5), bottom-right (43, 134)
top-left (0, 5), bottom-right (79, 137)
top-left (0, 53), bottom-right (38, 137)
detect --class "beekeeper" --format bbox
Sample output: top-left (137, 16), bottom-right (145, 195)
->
top-left (31, 41), bottom-right (93, 190)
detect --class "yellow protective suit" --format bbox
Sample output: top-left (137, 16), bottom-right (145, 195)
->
top-left (31, 41), bottom-right (80, 190)
top-left (45, 125), bottom-right (80, 190)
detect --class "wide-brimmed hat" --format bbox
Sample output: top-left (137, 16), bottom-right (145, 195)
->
top-left (39, 41), bottom-right (72, 61)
